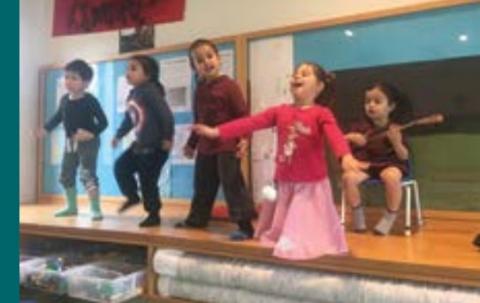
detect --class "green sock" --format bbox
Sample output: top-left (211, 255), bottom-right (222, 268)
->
top-left (55, 187), bottom-right (78, 217)
top-left (89, 196), bottom-right (103, 221)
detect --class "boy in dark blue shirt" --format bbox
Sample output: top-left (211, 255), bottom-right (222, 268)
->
top-left (41, 59), bottom-right (108, 220)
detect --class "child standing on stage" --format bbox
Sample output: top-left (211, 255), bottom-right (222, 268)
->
top-left (193, 62), bottom-right (365, 260)
top-left (112, 55), bottom-right (174, 227)
top-left (342, 82), bottom-right (413, 235)
top-left (175, 39), bottom-right (256, 241)
top-left (41, 59), bottom-right (108, 220)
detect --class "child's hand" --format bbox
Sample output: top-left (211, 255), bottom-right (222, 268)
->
top-left (341, 154), bottom-right (369, 172)
top-left (386, 124), bottom-right (402, 145)
top-left (236, 139), bottom-right (248, 158)
top-left (192, 124), bottom-right (219, 139)
top-left (111, 138), bottom-right (120, 148)
top-left (75, 129), bottom-right (94, 142)
top-left (36, 128), bottom-right (47, 139)
top-left (345, 132), bottom-right (367, 147)
top-left (183, 145), bottom-right (195, 159)
top-left (386, 124), bottom-right (409, 160)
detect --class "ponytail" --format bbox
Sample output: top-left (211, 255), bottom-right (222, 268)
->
top-left (129, 55), bottom-right (165, 97)
top-left (317, 71), bottom-right (336, 108)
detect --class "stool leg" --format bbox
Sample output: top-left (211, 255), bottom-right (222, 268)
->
top-left (340, 191), bottom-right (346, 226)
top-left (413, 181), bottom-right (423, 226)
top-left (404, 185), bottom-right (412, 236)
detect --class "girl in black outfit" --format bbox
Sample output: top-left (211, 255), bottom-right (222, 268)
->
top-left (112, 55), bottom-right (174, 227)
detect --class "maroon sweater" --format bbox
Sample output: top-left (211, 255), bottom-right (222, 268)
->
top-left (187, 75), bottom-right (247, 155)
top-left (349, 120), bottom-right (409, 174)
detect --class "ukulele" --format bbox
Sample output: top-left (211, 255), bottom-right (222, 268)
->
top-left (366, 113), bottom-right (444, 142)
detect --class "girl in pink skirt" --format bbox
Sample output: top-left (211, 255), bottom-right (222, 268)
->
top-left (193, 62), bottom-right (365, 260)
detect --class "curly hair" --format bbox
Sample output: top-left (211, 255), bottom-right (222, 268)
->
top-left (296, 62), bottom-right (336, 108)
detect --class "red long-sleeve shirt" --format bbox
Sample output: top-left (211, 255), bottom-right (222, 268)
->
top-left (219, 104), bottom-right (350, 182)
top-left (186, 75), bottom-right (247, 154)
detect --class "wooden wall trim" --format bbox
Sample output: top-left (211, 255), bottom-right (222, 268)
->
top-left (36, 68), bottom-right (48, 202)
top-left (234, 36), bottom-right (252, 183)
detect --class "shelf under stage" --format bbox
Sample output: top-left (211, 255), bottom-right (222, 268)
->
top-left (20, 199), bottom-right (480, 289)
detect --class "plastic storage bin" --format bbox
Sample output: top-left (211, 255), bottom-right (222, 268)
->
top-left (20, 255), bottom-right (44, 284)
top-left (23, 255), bottom-right (83, 294)
top-left (67, 261), bottom-right (145, 303)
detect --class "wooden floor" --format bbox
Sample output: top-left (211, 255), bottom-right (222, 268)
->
top-left (20, 199), bottom-right (480, 289)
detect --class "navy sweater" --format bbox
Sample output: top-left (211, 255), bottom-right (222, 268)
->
top-left (44, 93), bottom-right (108, 138)
top-left (115, 82), bottom-right (174, 150)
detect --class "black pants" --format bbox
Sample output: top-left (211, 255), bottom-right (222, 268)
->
top-left (186, 152), bottom-right (255, 225)
top-left (114, 146), bottom-right (168, 215)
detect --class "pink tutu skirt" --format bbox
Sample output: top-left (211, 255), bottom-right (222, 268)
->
top-left (255, 179), bottom-right (348, 260)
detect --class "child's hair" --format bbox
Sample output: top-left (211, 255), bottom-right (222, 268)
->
top-left (298, 62), bottom-right (336, 108)
top-left (188, 38), bottom-right (219, 71)
top-left (366, 82), bottom-right (414, 124)
top-left (129, 55), bottom-right (165, 97)
top-left (65, 59), bottom-right (93, 82)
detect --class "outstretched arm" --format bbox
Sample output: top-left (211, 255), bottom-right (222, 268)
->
top-left (320, 108), bottom-right (351, 158)
top-left (44, 98), bottom-right (65, 132)
top-left (192, 124), bottom-right (219, 139)
top-left (320, 109), bottom-right (368, 172)
top-left (218, 106), bottom-right (278, 140)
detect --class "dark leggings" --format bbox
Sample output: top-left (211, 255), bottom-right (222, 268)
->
top-left (114, 146), bottom-right (169, 214)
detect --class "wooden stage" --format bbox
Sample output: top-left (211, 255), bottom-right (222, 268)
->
top-left (20, 199), bottom-right (480, 298)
